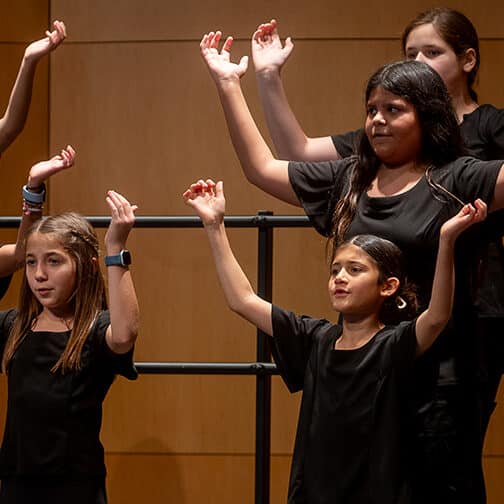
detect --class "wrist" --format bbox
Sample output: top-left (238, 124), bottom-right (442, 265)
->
top-left (255, 66), bottom-right (281, 79)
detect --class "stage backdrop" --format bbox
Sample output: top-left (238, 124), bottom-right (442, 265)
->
top-left (0, 1), bottom-right (503, 502)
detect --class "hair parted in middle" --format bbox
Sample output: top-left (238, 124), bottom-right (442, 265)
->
top-left (1, 212), bottom-right (107, 374)
top-left (331, 60), bottom-right (466, 246)
top-left (333, 234), bottom-right (418, 324)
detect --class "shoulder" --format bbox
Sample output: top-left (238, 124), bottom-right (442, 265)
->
top-left (272, 304), bottom-right (333, 341)
top-left (0, 309), bottom-right (17, 332)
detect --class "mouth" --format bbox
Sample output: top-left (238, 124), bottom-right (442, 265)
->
top-left (36, 288), bottom-right (53, 296)
top-left (333, 289), bottom-right (350, 297)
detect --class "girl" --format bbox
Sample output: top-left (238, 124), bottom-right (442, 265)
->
top-left (252, 15), bottom-right (504, 439)
top-left (0, 171), bottom-right (138, 502)
top-left (0, 20), bottom-right (67, 154)
top-left (183, 178), bottom-right (486, 504)
top-left (199, 37), bottom-right (504, 501)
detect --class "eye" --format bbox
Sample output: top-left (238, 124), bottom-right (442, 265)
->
top-left (366, 106), bottom-right (377, 117)
top-left (350, 265), bottom-right (363, 274)
top-left (48, 257), bottom-right (62, 265)
top-left (25, 258), bottom-right (35, 267)
top-left (425, 48), bottom-right (441, 57)
top-left (405, 50), bottom-right (417, 60)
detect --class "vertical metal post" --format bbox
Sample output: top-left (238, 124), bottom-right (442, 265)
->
top-left (255, 211), bottom-right (273, 504)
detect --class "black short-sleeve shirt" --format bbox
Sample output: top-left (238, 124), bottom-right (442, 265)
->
top-left (288, 156), bottom-right (501, 309)
top-left (0, 310), bottom-right (137, 478)
top-left (271, 305), bottom-right (417, 504)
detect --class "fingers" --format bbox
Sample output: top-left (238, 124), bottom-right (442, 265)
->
top-left (106, 190), bottom-right (137, 222)
top-left (183, 179), bottom-right (220, 200)
top-left (60, 144), bottom-right (76, 167)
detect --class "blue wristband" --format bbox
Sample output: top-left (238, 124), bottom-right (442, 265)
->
top-left (22, 184), bottom-right (46, 204)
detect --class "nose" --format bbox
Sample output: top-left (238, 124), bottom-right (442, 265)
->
top-left (372, 110), bottom-right (386, 125)
top-left (415, 52), bottom-right (426, 63)
top-left (332, 269), bottom-right (348, 284)
top-left (34, 263), bottom-right (47, 281)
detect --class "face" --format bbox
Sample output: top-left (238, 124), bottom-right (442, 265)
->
top-left (404, 23), bottom-right (470, 95)
top-left (25, 232), bottom-right (77, 316)
top-left (328, 243), bottom-right (394, 318)
top-left (364, 86), bottom-right (422, 166)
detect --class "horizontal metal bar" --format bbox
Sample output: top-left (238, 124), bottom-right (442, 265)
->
top-left (134, 361), bottom-right (279, 375)
top-left (0, 215), bottom-right (311, 229)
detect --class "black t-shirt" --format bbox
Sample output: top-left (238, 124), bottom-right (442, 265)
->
top-left (289, 156), bottom-right (501, 383)
top-left (271, 305), bottom-right (417, 504)
top-left (331, 105), bottom-right (504, 316)
top-left (0, 310), bottom-right (137, 479)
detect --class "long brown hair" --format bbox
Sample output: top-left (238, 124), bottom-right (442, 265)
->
top-left (401, 7), bottom-right (480, 102)
top-left (2, 213), bottom-right (107, 374)
top-left (331, 60), bottom-right (465, 247)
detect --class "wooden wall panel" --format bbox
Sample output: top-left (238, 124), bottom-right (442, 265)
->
top-left (0, 1), bottom-right (49, 42)
top-left (51, 0), bottom-right (504, 40)
top-left (0, 0), bottom-right (486, 502)
top-left (105, 453), bottom-right (291, 504)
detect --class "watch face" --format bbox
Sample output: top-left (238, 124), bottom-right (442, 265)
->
top-left (121, 250), bottom-right (131, 265)
top-left (105, 250), bottom-right (131, 266)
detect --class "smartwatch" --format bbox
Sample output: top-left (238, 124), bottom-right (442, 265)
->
top-left (105, 249), bottom-right (131, 267)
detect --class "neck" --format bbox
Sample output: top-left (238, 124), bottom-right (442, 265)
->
top-left (336, 314), bottom-right (384, 350)
top-left (369, 161), bottom-right (426, 197)
top-left (34, 307), bottom-right (74, 331)
top-left (449, 84), bottom-right (478, 123)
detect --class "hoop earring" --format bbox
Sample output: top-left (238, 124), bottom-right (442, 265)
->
top-left (396, 296), bottom-right (407, 310)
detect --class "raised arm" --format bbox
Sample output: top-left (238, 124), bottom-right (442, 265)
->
top-left (104, 191), bottom-right (139, 354)
top-left (200, 31), bottom-right (299, 206)
top-left (253, 19), bottom-right (339, 161)
top-left (183, 179), bottom-right (272, 334)
top-left (0, 21), bottom-right (66, 153)
top-left (0, 145), bottom-right (75, 278)
top-left (416, 199), bottom-right (487, 354)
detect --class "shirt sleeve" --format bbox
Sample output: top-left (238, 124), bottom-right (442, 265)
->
top-left (0, 309), bottom-right (16, 365)
top-left (446, 156), bottom-right (502, 204)
top-left (389, 319), bottom-right (418, 378)
top-left (288, 158), bottom-right (354, 236)
top-left (483, 106), bottom-right (504, 159)
top-left (91, 310), bottom-right (138, 381)
top-left (271, 304), bottom-right (330, 393)
top-left (331, 129), bottom-right (364, 158)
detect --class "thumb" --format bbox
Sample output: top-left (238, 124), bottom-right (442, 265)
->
top-left (216, 180), bottom-right (224, 198)
top-left (238, 55), bottom-right (249, 73)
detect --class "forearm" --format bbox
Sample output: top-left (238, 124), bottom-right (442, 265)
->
top-left (0, 55), bottom-right (38, 153)
top-left (216, 77), bottom-right (298, 205)
top-left (206, 221), bottom-right (272, 335)
top-left (256, 70), bottom-right (338, 161)
top-left (106, 263), bottom-right (139, 353)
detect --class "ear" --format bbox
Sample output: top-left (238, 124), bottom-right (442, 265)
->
top-left (92, 256), bottom-right (99, 271)
top-left (462, 48), bottom-right (477, 74)
top-left (380, 277), bottom-right (400, 299)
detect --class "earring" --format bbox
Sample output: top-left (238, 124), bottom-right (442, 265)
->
top-left (396, 296), bottom-right (407, 310)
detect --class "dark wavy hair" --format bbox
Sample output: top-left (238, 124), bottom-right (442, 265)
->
top-left (331, 60), bottom-right (465, 246)
top-left (333, 234), bottom-right (418, 324)
top-left (402, 7), bottom-right (480, 102)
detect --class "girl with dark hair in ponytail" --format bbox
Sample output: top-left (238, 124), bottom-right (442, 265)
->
top-left (184, 178), bottom-right (485, 504)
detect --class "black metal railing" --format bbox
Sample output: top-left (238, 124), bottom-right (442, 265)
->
top-left (1, 213), bottom-right (311, 504)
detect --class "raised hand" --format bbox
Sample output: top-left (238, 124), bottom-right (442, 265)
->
top-left (104, 191), bottom-right (138, 253)
top-left (441, 199), bottom-right (487, 241)
top-left (252, 19), bottom-right (294, 74)
top-left (200, 31), bottom-right (249, 82)
top-left (183, 179), bottom-right (225, 226)
top-left (24, 20), bottom-right (67, 62)
top-left (27, 144), bottom-right (75, 189)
